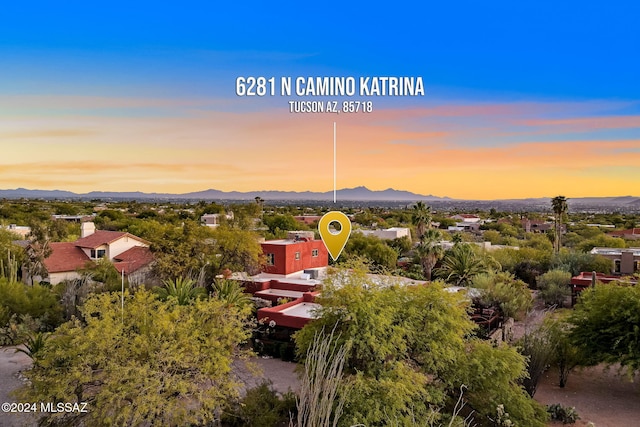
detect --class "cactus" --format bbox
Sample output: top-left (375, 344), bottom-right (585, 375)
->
top-left (1, 249), bottom-right (19, 282)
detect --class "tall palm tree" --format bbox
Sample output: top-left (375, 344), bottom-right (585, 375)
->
top-left (551, 196), bottom-right (568, 254)
top-left (415, 228), bottom-right (443, 281)
top-left (255, 196), bottom-right (265, 219)
top-left (411, 201), bottom-right (432, 242)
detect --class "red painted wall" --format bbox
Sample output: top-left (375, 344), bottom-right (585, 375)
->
top-left (262, 240), bottom-right (328, 275)
top-left (257, 292), bottom-right (319, 329)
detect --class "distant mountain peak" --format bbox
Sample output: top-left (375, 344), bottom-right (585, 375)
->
top-left (0, 188), bottom-right (637, 208)
top-left (0, 186), bottom-right (443, 202)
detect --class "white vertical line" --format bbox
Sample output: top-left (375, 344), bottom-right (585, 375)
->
top-left (333, 121), bottom-right (336, 203)
top-left (121, 268), bottom-right (124, 323)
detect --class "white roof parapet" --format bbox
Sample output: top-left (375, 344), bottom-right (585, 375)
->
top-left (590, 247), bottom-right (640, 256)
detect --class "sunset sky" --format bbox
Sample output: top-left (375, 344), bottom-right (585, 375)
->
top-left (1, 1), bottom-right (639, 200)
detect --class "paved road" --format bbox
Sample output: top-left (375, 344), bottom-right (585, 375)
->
top-left (0, 347), bottom-right (37, 427)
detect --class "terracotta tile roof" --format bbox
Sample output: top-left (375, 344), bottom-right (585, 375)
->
top-left (112, 246), bottom-right (154, 274)
top-left (608, 228), bottom-right (640, 237)
top-left (44, 242), bottom-right (92, 273)
top-left (74, 231), bottom-right (148, 249)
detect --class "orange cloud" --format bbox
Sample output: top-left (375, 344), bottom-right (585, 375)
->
top-left (1, 94), bottom-right (638, 198)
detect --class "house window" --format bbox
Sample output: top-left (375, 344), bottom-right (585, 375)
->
top-left (614, 259), bottom-right (621, 273)
top-left (91, 249), bottom-right (106, 259)
top-left (312, 249), bottom-right (319, 257)
top-left (266, 253), bottom-right (275, 266)
top-left (295, 251), bottom-right (301, 260)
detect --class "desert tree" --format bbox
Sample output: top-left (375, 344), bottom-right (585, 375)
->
top-left (18, 289), bottom-right (253, 426)
top-left (569, 284), bottom-right (640, 375)
top-left (294, 268), bottom-right (547, 426)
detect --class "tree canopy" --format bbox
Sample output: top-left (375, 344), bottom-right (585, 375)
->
top-left (341, 232), bottom-right (398, 272)
top-left (294, 268), bottom-right (547, 426)
top-left (18, 289), bottom-right (253, 426)
top-left (150, 222), bottom-right (264, 283)
top-left (568, 284), bottom-right (640, 374)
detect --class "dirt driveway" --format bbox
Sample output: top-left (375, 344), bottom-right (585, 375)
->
top-left (0, 346), bottom-right (36, 427)
top-left (535, 365), bottom-right (640, 427)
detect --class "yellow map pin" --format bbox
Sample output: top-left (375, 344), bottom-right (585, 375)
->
top-left (318, 211), bottom-right (352, 261)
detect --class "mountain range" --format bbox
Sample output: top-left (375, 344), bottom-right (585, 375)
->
top-left (0, 186), bottom-right (447, 202)
top-left (1, 187), bottom-right (639, 207)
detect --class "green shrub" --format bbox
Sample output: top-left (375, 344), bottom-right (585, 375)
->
top-left (537, 269), bottom-right (571, 307)
top-left (472, 272), bottom-right (532, 320)
top-left (0, 279), bottom-right (63, 331)
top-left (222, 381), bottom-right (296, 427)
top-left (547, 403), bottom-right (580, 424)
top-left (0, 305), bottom-right (10, 328)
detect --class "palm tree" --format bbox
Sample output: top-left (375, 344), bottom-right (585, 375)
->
top-left (551, 196), bottom-right (568, 254)
top-left (411, 201), bottom-right (432, 242)
top-left (255, 196), bottom-right (265, 220)
top-left (415, 228), bottom-right (443, 281)
top-left (156, 277), bottom-right (207, 305)
top-left (437, 243), bottom-right (487, 286)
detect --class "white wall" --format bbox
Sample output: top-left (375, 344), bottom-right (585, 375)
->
top-left (48, 271), bottom-right (82, 285)
top-left (107, 236), bottom-right (148, 260)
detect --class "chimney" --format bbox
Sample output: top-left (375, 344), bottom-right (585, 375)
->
top-left (81, 222), bottom-right (96, 238)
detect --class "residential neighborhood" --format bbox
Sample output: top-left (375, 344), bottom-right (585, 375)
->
top-left (2, 1), bottom-right (638, 425)
top-left (1, 196), bottom-right (639, 426)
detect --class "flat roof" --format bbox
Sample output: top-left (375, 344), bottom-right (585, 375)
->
top-left (281, 302), bottom-right (322, 319)
top-left (262, 239), bottom-right (318, 245)
top-left (241, 267), bottom-right (327, 283)
top-left (591, 247), bottom-right (640, 256)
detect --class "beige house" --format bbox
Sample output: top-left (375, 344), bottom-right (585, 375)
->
top-left (40, 222), bottom-right (153, 285)
top-left (590, 247), bottom-right (640, 275)
top-left (201, 213), bottom-right (234, 228)
top-left (356, 227), bottom-right (411, 241)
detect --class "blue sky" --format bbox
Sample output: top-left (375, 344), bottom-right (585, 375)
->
top-left (2, 1), bottom-right (638, 99)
